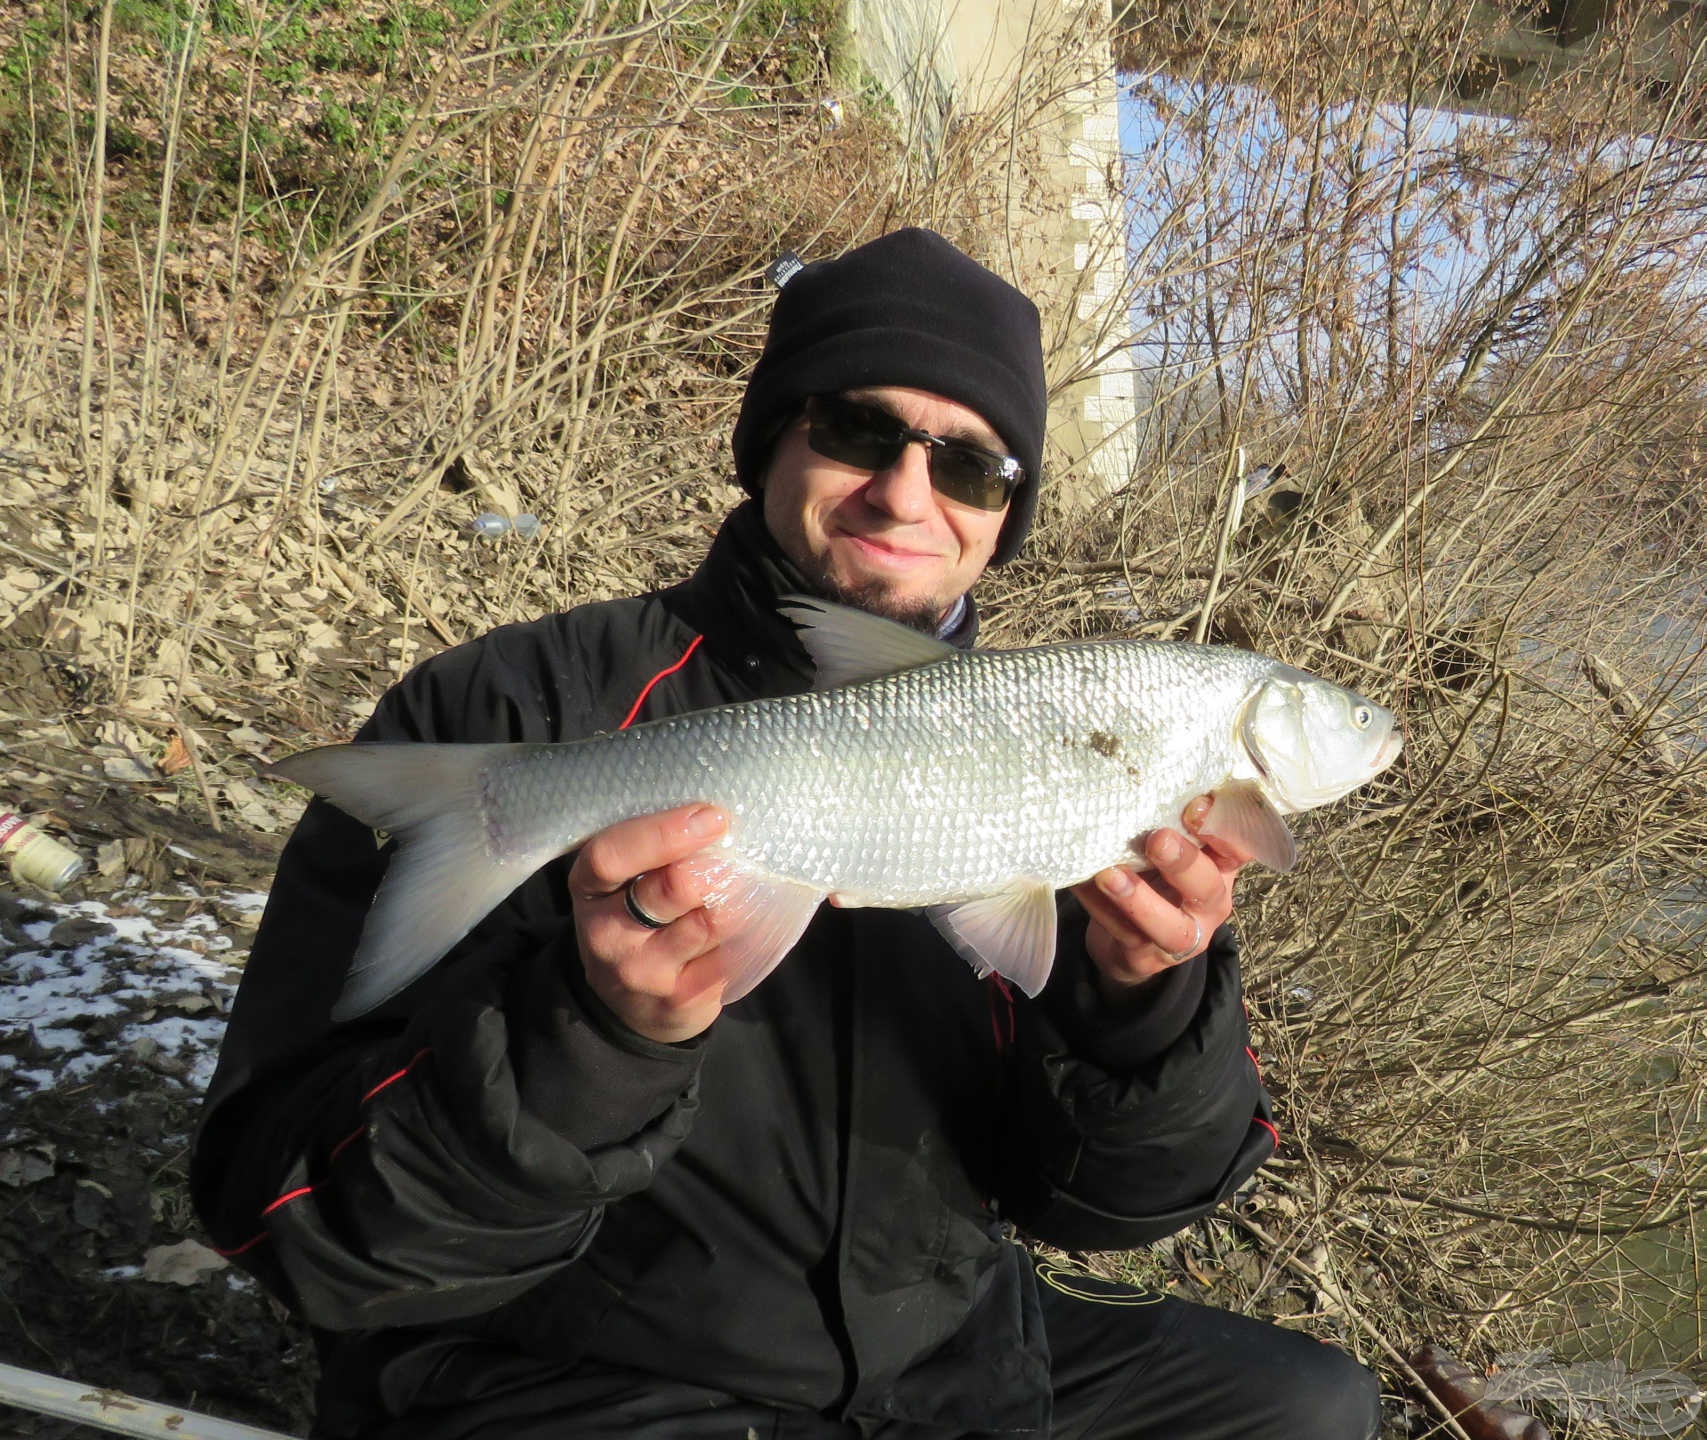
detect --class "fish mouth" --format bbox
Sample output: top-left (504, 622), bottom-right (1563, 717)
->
top-left (1376, 727), bottom-right (1404, 772)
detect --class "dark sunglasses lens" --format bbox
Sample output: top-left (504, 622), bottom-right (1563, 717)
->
top-left (928, 446), bottom-right (1009, 510)
top-left (807, 402), bottom-right (902, 470)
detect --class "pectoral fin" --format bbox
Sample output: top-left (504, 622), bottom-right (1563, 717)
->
top-left (695, 859), bottom-right (826, 1004)
top-left (925, 881), bottom-right (1058, 997)
top-left (1200, 780), bottom-right (1297, 871)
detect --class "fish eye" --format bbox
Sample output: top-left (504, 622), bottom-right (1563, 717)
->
top-left (1353, 705), bottom-right (1373, 728)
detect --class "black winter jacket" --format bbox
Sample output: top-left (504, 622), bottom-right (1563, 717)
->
top-left (191, 503), bottom-right (1276, 1437)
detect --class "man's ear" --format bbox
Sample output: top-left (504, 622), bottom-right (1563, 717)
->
top-left (751, 404), bottom-right (808, 490)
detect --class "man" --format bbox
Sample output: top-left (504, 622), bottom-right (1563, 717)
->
top-left (193, 228), bottom-right (1381, 1438)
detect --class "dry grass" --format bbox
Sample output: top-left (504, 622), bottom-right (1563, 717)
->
top-left (4, 0), bottom-right (1706, 1429)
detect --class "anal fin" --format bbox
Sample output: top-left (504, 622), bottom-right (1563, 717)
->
top-left (925, 881), bottom-right (1058, 997)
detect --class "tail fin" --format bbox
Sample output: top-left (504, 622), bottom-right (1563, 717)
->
top-left (268, 742), bottom-right (543, 1021)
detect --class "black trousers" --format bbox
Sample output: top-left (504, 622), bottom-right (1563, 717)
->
top-left (1034, 1262), bottom-right (1381, 1440)
top-left (419, 1260), bottom-right (1382, 1440)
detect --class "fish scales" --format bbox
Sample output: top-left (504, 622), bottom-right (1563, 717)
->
top-left (480, 641), bottom-right (1274, 907)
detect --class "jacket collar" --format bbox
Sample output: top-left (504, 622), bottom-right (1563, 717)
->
top-left (666, 501), bottom-right (981, 697)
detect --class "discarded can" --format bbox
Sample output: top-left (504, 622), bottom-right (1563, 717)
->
top-left (0, 810), bottom-right (85, 891)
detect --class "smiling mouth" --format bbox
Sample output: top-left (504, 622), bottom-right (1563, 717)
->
top-left (839, 532), bottom-right (940, 565)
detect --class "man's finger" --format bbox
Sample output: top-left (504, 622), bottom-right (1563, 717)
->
top-left (1073, 874), bottom-right (1145, 949)
top-left (1085, 866), bottom-right (1192, 949)
top-left (1143, 829), bottom-right (1234, 912)
top-left (569, 804), bottom-right (728, 897)
top-left (621, 873), bottom-right (674, 930)
top-left (1181, 793), bottom-right (1256, 870)
top-left (625, 849), bottom-right (754, 932)
top-left (605, 920), bottom-right (726, 993)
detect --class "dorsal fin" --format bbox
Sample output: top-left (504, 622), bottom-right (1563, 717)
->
top-left (778, 594), bottom-right (957, 689)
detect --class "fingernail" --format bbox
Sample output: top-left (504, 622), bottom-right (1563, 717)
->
top-left (1097, 867), bottom-right (1134, 898)
top-left (687, 807), bottom-right (725, 839)
top-left (1150, 832), bottom-right (1181, 864)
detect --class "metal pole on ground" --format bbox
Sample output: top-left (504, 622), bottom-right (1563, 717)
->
top-left (0, 1361), bottom-right (297, 1439)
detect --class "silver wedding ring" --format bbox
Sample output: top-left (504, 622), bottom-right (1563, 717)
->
top-left (624, 876), bottom-right (670, 930)
top-left (1165, 914), bottom-right (1204, 963)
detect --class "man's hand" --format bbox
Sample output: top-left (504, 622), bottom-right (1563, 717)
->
top-left (567, 804), bottom-right (735, 1044)
top-left (1070, 795), bottom-right (1248, 1000)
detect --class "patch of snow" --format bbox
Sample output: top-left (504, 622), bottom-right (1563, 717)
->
top-left (1, 884), bottom-right (257, 1095)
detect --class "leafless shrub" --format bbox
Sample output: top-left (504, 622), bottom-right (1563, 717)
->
top-left (980, 0), bottom-right (1707, 1395)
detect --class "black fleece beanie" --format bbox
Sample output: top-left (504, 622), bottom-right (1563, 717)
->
top-left (731, 228), bottom-right (1047, 566)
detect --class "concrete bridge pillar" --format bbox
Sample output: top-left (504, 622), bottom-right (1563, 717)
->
top-left (843, 0), bottom-right (1137, 507)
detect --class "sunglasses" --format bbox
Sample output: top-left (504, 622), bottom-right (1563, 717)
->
top-left (803, 394), bottom-right (1025, 512)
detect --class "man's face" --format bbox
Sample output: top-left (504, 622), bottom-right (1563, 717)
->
top-left (761, 386), bottom-right (1013, 630)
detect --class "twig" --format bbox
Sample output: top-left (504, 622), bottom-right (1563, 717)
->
top-left (171, 718), bottom-right (224, 836)
top-left (1228, 1212), bottom-right (1476, 1440)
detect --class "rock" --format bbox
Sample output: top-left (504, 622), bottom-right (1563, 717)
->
top-left (0, 1144), bottom-right (56, 1188)
top-left (73, 1177), bottom-right (113, 1230)
top-left (103, 755), bottom-right (158, 783)
top-left (96, 839), bottom-right (127, 877)
top-left (49, 915), bottom-right (115, 947)
top-left (142, 1238), bottom-right (228, 1286)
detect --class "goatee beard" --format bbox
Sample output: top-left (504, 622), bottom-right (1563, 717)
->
top-left (797, 566), bottom-right (947, 635)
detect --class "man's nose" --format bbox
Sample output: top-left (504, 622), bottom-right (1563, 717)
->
top-left (861, 439), bottom-right (936, 521)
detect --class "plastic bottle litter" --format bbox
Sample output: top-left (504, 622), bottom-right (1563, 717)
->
top-left (0, 809), bottom-right (85, 891)
top-left (1486, 1351), bottom-right (1703, 1438)
top-left (469, 512), bottom-right (541, 539)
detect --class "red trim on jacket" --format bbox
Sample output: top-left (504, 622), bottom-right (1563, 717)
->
top-left (362, 1050), bottom-right (431, 1105)
top-left (986, 974), bottom-right (1017, 1054)
top-left (262, 1185), bottom-right (315, 1216)
top-left (1244, 1046), bottom-right (1276, 1149)
top-left (329, 1125), bottom-right (366, 1164)
top-left (213, 1229), bottom-right (272, 1259)
top-left (213, 1048), bottom-right (434, 1257)
top-left (619, 634), bottom-right (704, 730)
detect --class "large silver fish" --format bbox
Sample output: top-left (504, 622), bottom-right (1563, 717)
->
top-left (270, 598), bottom-right (1402, 1020)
